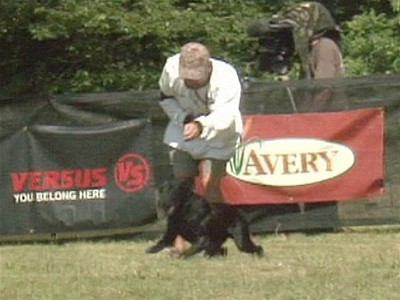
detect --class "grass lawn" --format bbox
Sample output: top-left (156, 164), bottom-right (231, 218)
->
top-left (1, 226), bottom-right (399, 300)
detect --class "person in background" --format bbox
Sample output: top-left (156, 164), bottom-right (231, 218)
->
top-left (146, 42), bottom-right (245, 255)
top-left (247, 1), bottom-right (347, 111)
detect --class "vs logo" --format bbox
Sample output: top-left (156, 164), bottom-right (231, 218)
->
top-left (114, 153), bottom-right (152, 192)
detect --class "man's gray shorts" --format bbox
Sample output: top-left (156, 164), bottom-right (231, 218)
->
top-left (169, 148), bottom-right (228, 203)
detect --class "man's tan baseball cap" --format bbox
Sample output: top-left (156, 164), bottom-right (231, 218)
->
top-left (179, 42), bottom-right (211, 80)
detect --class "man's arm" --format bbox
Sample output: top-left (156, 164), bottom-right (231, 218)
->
top-left (311, 38), bottom-right (344, 110)
top-left (195, 66), bottom-right (242, 140)
top-left (159, 93), bottom-right (190, 127)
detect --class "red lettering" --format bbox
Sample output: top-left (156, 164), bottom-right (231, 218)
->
top-left (114, 153), bottom-right (151, 192)
top-left (92, 168), bottom-right (108, 187)
top-left (128, 165), bottom-right (146, 186)
top-left (42, 171), bottom-right (61, 189)
top-left (116, 162), bottom-right (146, 187)
top-left (60, 170), bottom-right (75, 189)
top-left (29, 172), bottom-right (42, 191)
top-left (116, 161), bottom-right (133, 182)
top-left (10, 172), bottom-right (29, 192)
top-left (11, 168), bottom-right (109, 191)
top-left (74, 169), bottom-right (90, 188)
top-left (72, 168), bottom-right (108, 188)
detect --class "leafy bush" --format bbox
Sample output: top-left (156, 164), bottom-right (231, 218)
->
top-left (0, 0), bottom-right (399, 96)
top-left (343, 8), bottom-right (400, 76)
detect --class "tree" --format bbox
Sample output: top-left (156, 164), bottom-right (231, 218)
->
top-left (0, 0), bottom-right (399, 97)
top-left (343, 0), bottom-right (400, 75)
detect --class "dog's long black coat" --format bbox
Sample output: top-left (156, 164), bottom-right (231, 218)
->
top-left (153, 178), bottom-right (263, 257)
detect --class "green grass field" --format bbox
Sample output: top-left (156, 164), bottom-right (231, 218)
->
top-left (1, 226), bottom-right (399, 300)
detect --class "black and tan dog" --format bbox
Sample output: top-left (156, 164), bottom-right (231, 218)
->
top-left (146, 178), bottom-right (263, 258)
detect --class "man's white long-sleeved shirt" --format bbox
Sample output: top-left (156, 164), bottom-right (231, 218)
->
top-left (159, 54), bottom-right (243, 160)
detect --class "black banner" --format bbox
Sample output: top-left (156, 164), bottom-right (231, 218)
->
top-left (1, 114), bottom-right (158, 236)
top-left (1, 75), bottom-right (399, 239)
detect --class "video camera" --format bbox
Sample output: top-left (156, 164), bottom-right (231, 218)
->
top-left (247, 20), bottom-right (295, 75)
